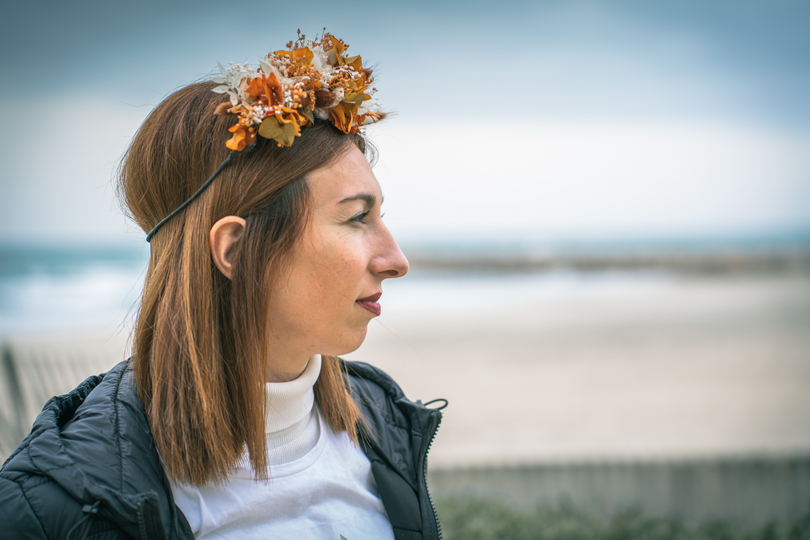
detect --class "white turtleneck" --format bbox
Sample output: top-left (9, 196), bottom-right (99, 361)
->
top-left (262, 352), bottom-right (321, 466)
top-left (170, 355), bottom-right (395, 540)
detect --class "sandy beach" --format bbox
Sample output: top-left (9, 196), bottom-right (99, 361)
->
top-left (3, 271), bottom-right (809, 471)
top-left (347, 272), bottom-right (810, 468)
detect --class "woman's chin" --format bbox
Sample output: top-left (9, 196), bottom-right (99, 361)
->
top-left (323, 327), bottom-right (369, 357)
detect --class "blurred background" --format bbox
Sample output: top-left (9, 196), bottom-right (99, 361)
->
top-left (1, 0), bottom-right (809, 537)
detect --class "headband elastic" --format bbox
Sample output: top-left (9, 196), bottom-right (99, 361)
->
top-left (145, 144), bottom-right (255, 242)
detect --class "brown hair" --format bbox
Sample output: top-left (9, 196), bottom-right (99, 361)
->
top-left (117, 81), bottom-right (365, 485)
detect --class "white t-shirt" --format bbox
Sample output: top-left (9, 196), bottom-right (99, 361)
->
top-left (171, 355), bottom-right (395, 540)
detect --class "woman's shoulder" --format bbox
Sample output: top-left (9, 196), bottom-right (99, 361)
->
top-left (0, 359), bottom-right (186, 539)
top-left (2, 360), bottom-right (129, 468)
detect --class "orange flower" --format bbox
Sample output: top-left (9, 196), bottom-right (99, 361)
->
top-left (332, 73), bottom-right (366, 105)
top-left (213, 32), bottom-right (384, 150)
top-left (344, 55), bottom-right (363, 71)
top-left (245, 73), bottom-right (283, 106)
top-left (329, 101), bottom-right (359, 134)
top-left (323, 33), bottom-right (349, 66)
top-left (257, 108), bottom-right (310, 147)
top-left (274, 47), bottom-right (314, 67)
top-left (328, 34), bottom-right (346, 55)
top-left (344, 88), bottom-right (369, 107)
top-left (226, 124), bottom-right (256, 151)
top-left (357, 111), bottom-right (383, 126)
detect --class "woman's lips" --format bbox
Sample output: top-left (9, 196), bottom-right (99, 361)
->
top-left (356, 292), bottom-right (382, 316)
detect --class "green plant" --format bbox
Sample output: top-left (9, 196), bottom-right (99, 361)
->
top-left (434, 494), bottom-right (810, 540)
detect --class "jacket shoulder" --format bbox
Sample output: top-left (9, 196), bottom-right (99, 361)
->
top-left (0, 361), bottom-right (133, 538)
top-left (0, 359), bottom-right (183, 539)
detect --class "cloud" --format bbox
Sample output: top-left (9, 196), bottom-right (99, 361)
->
top-left (1, 0), bottom-right (808, 244)
top-left (369, 119), bottom-right (810, 241)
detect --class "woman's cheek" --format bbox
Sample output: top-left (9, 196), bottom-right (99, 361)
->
top-left (336, 237), bottom-right (365, 271)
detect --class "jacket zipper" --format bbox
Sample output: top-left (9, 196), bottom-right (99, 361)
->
top-left (137, 504), bottom-right (148, 540)
top-left (422, 412), bottom-right (442, 540)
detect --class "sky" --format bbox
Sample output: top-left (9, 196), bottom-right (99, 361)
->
top-left (1, 0), bottom-right (808, 247)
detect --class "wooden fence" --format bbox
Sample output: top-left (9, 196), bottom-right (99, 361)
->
top-left (0, 334), bottom-right (128, 459)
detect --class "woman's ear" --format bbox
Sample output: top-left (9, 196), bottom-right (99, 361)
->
top-left (209, 216), bottom-right (247, 280)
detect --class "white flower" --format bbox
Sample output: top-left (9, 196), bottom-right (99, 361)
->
top-left (212, 61), bottom-right (257, 105)
top-left (246, 103), bottom-right (270, 125)
top-left (213, 61), bottom-right (253, 87)
top-left (309, 43), bottom-right (330, 73)
top-left (258, 58), bottom-right (282, 80)
top-left (357, 94), bottom-right (382, 117)
top-left (212, 83), bottom-right (240, 106)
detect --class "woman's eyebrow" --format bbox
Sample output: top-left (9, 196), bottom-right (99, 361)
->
top-left (337, 194), bottom-right (380, 207)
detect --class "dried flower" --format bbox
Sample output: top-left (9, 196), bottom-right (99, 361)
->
top-left (214, 31), bottom-right (383, 148)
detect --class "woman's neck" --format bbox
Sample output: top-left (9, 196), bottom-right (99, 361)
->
top-left (264, 349), bottom-right (315, 383)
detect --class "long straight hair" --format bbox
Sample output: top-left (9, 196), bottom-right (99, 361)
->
top-left (117, 81), bottom-right (366, 485)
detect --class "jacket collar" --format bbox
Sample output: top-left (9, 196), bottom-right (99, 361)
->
top-left (343, 360), bottom-right (442, 484)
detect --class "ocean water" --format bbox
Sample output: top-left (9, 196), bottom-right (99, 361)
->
top-left (0, 234), bottom-right (806, 337)
top-left (0, 245), bottom-right (148, 337)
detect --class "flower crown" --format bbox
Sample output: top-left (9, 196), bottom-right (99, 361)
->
top-left (213, 30), bottom-right (383, 150)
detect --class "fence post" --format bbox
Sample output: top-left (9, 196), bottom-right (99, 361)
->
top-left (1, 343), bottom-right (26, 445)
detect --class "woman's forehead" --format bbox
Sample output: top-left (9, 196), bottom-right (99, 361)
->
top-left (307, 146), bottom-right (382, 205)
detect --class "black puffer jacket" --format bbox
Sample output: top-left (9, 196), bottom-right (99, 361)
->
top-left (0, 359), bottom-right (443, 539)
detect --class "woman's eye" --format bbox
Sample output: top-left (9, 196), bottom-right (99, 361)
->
top-left (351, 211), bottom-right (370, 224)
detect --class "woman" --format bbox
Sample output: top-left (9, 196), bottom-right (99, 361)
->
top-left (0, 32), bottom-right (443, 539)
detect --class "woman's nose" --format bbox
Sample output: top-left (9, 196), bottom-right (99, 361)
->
top-left (372, 224), bottom-right (409, 279)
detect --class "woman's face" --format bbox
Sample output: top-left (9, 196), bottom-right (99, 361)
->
top-left (265, 145), bottom-right (408, 380)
